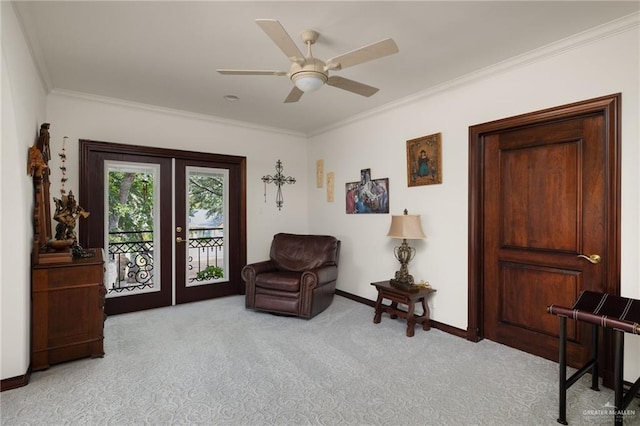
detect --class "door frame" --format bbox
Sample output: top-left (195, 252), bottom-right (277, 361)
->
top-left (78, 140), bottom-right (247, 312)
top-left (467, 94), bottom-right (621, 378)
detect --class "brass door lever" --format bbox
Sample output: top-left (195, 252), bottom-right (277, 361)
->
top-left (577, 254), bottom-right (601, 264)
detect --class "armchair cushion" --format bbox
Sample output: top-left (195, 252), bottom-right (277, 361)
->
top-left (256, 271), bottom-right (302, 292)
top-left (270, 233), bottom-right (339, 272)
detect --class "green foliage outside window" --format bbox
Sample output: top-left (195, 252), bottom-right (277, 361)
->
top-left (108, 171), bottom-right (224, 243)
top-left (108, 172), bottom-right (154, 242)
top-left (195, 265), bottom-right (224, 281)
top-left (188, 174), bottom-right (224, 219)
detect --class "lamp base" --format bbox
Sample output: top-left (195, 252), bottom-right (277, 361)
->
top-left (389, 276), bottom-right (420, 293)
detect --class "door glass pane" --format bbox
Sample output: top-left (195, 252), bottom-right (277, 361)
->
top-left (185, 167), bottom-right (228, 287)
top-left (104, 161), bottom-right (161, 297)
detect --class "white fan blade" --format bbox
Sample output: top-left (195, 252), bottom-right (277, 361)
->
top-left (256, 19), bottom-right (305, 63)
top-left (327, 76), bottom-right (379, 97)
top-left (217, 69), bottom-right (287, 76)
top-left (284, 86), bottom-right (304, 103)
top-left (326, 38), bottom-right (399, 70)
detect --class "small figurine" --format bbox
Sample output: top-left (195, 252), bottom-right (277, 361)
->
top-left (53, 191), bottom-right (90, 243)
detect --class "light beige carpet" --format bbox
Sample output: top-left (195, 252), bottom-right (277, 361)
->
top-left (2, 295), bottom-right (638, 425)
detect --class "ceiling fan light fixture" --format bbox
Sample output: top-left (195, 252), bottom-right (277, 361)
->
top-left (292, 71), bottom-right (327, 92)
top-left (219, 20), bottom-right (399, 103)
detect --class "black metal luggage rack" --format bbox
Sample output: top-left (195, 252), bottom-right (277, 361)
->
top-left (547, 291), bottom-right (640, 425)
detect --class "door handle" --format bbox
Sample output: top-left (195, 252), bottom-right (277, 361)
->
top-left (577, 254), bottom-right (601, 264)
top-left (176, 237), bottom-right (185, 243)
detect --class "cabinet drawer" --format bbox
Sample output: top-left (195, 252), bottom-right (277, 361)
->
top-left (33, 264), bottom-right (103, 291)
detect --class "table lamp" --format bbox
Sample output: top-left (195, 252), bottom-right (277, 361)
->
top-left (387, 209), bottom-right (426, 289)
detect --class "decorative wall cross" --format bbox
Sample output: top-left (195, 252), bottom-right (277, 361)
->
top-left (262, 160), bottom-right (296, 210)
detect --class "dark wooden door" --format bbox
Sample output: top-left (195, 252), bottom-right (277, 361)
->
top-left (81, 149), bottom-right (174, 315)
top-left (469, 95), bottom-right (620, 375)
top-left (174, 158), bottom-right (244, 304)
top-left (80, 141), bottom-right (246, 316)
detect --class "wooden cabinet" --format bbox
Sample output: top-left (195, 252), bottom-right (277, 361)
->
top-left (31, 249), bottom-right (106, 371)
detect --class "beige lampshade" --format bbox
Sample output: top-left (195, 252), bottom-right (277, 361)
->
top-left (387, 214), bottom-right (426, 240)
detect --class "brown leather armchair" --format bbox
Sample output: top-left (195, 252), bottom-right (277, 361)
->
top-left (241, 233), bottom-right (341, 319)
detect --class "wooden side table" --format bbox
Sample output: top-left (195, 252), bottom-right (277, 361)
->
top-left (371, 280), bottom-right (436, 337)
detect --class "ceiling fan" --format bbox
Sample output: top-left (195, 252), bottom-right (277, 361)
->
top-left (217, 19), bottom-right (399, 103)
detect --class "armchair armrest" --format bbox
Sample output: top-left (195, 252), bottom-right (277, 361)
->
top-left (301, 264), bottom-right (339, 290)
top-left (300, 264), bottom-right (339, 318)
top-left (242, 260), bottom-right (278, 309)
top-left (241, 260), bottom-right (277, 284)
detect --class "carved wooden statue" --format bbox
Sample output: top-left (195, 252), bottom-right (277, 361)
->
top-left (53, 190), bottom-right (90, 242)
top-left (31, 123), bottom-right (53, 263)
top-left (27, 146), bottom-right (48, 178)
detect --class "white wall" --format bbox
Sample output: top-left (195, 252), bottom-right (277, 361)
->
top-left (308, 18), bottom-right (640, 379)
top-left (3, 0), bottom-right (309, 378)
top-left (45, 93), bottom-right (309, 264)
top-left (1, 2), bottom-right (48, 380)
top-left (3, 3), bottom-right (638, 384)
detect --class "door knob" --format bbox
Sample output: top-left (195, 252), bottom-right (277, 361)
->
top-left (577, 254), bottom-right (601, 264)
top-left (176, 237), bottom-right (185, 243)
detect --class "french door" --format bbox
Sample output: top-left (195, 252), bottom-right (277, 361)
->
top-left (80, 141), bottom-right (246, 315)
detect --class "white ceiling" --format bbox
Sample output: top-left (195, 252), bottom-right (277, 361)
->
top-left (14, 1), bottom-right (640, 135)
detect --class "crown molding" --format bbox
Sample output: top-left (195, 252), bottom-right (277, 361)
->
top-left (309, 11), bottom-right (640, 137)
top-left (15, 1), bottom-right (638, 140)
top-left (49, 89), bottom-right (307, 138)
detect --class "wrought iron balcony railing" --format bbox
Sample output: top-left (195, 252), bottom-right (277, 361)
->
top-left (106, 227), bottom-right (224, 294)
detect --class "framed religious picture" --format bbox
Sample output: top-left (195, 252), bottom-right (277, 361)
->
top-left (406, 133), bottom-right (442, 187)
top-left (345, 168), bottom-right (389, 214)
